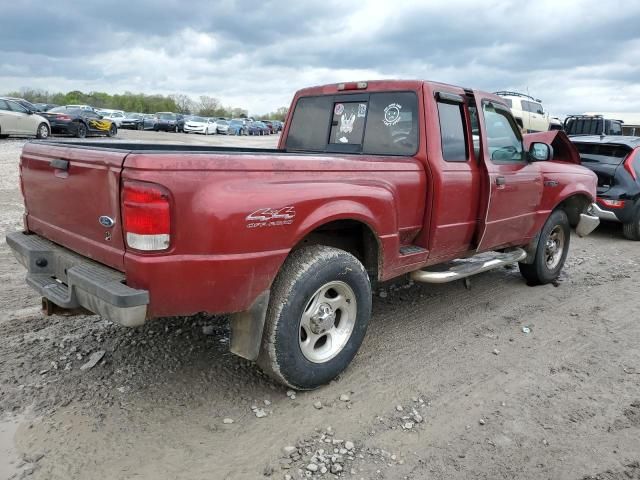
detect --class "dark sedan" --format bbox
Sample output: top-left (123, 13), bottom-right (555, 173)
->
top-left (154, 112), bottom-right (184, 132)
top-left (120, 112), bottom-right (145, 130)
top-left (40, 106), bottom-right (117, 138)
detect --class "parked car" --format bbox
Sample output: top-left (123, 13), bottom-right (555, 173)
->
top-left (7, 80), bottom-right (599, 389)
top-left (98, 110), bottom-right (125, 127)
top-left (271, 120), bottom-right (283, 132)
top-left (494, 91), bottom-right (557, 133)
top-left (570, 135), bottom-right (640, 240)
top-left (261, 120), bottom-right (275, 134)
top-left (154, 112), bottom-right (181, 132)
top-left (141, 114), bottom-right (157, 130)
top-left (5, 97), bottom-right (40, 112)
top-left (183, 116), bottom-right (217, 135)
top-left (216, 119), bottom-right (230, 134)
top-left (254, 121), bottom-right (270, 135)
top-left (228, 119), bottom-right (248, 135)
top-left (33, 103), bottom-right (59, 112)
top-left (120, 113), bottom-right (145, 130)
top-left (0, 97), bottom-right (51, 139)
top-left (66, 104), bottom-right (98, 112)
top-left (40, 106), bottom-right (117, 138)
top-left (564, 115), bottom-right (623, 136)
top-left (246, 121), bottom-right (261, 135)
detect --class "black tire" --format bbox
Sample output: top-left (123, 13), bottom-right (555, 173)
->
top-left (519, 209), bottom-right (570, 285)
top-left (106, 124), bottom-right (117, 137)
top-left (36, 123), bottom-right (50, 139)
top-left (622, 207), bottom-right (640, 240)
top-left (75, 122), bottom-right (87, 138)
top-left (257, 246), bottom-right (372, 390)
top-left (174, 125), bottom-right (179, 133)
top-left (137, 123), bottom-right (143, 130)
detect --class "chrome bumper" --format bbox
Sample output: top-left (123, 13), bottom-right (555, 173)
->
top-left (575, 204), bottom-right (601, 237)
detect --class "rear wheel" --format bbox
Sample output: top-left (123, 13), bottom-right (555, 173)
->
top-left (107, 124), bottom-right (117, 137)
top-left (36, 123), bottom-right (50, 139)
top-left (519, 209), bottom-right (570, 285)
top-left (623, 208), bottom-right (640, 240)
top-left (174, 125), bottom-right (179, 133)
top-left (257, 246), bottom-right (372, 390)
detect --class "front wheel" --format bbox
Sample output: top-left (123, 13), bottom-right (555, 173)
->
top-left (519, 209), bottom-right (570, 285)
top-left (107, 124), bottom-right (117, 137)
top-left (36, 123), bottom-right (50, 139)
top-left (257, 246), bottom-right (372, 390)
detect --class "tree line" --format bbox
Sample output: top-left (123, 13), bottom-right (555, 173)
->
top-left (3, 88), bottom-right (289, 121)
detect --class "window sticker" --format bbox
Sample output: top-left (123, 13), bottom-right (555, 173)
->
top-left (383, 103), bottom-right (402, 126)
top-left (334, 103), bottom-right (344, 115)
top-left (357, 103), bottom-right (367, 118)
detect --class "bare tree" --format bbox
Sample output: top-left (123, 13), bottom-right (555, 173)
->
top-left (197, 95), bottom-right (222, 116)
top-left (169, 93), bottom-right (196, 114)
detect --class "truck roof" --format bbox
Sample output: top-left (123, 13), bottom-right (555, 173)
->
top-left (294, 79), bottom-right (501, 102)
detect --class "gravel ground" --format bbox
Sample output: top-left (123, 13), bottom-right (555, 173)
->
top-left (0, 130), bottom-right (639, 480)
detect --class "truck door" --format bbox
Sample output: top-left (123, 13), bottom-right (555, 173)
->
top-left (475, 98), bottom-right (543, 251)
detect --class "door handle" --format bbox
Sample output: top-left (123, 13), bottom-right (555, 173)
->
top-left (49, 159), bottom-right (69, 170)
top-left (495, 176), bottom-right (506, 186)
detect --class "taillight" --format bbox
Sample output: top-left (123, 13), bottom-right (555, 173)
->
top-left (56, 114), bottom-right (71, 121)
top-left (122, 181), bottom-right (171, 251)
top-left (623, 148), bottom-right (638, 180)
top-left (597, 198), bottom-right (626, 209)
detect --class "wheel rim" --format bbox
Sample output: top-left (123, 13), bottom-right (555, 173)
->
top-left (545, 225), bottom-right (565, 269)
top-left (299, 281), bottom-right (357, 363)
top-left (39, 125), bottom-right (48, 138)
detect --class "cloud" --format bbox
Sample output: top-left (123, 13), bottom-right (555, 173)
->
top-left (1, 0), bottom-right (640, 115)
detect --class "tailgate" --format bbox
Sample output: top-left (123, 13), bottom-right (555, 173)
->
top-left (20, 142), bottom-right (129, 271)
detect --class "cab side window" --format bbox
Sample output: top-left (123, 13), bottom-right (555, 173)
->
top-left (0, 100), bottom-right (9, 111)
top-left (482, 103), bottom-right (525, 163)
top-left (436, 101), bottom-right (468, 162)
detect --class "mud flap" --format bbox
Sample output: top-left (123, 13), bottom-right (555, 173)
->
top-left (229, 290), bottom-right (270, 361)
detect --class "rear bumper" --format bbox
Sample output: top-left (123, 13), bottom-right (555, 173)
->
top-left (594, 198), bottom-right (637, 223)
top-left (6, 231), bottom-right (149, 327)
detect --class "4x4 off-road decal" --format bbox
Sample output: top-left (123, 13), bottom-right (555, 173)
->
top-left (246, 206), bottom-right (296, 228)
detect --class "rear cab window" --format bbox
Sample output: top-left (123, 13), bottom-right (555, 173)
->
top-left (286, 91), bottom-right (419, 156)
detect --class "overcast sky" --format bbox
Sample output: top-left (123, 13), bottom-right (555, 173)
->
top-left (2, 0), bottom-right (640, 116)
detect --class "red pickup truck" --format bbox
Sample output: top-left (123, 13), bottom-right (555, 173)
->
top-left (7, 80), bottom-right (599, 389)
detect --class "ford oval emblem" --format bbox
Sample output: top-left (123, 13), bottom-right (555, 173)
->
top-left (98, 216), bottom-right (115, 228)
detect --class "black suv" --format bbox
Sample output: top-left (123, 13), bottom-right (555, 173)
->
top-left (565, 115), bottom-right (623, 136)
top-left (571, 136), bottom-right (640, 240)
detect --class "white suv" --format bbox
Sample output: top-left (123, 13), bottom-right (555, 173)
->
top-left (494, 91), bottom-right (556, 133)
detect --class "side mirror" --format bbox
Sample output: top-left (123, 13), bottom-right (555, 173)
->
top-left (529, 142), bottom-right (552, 161)
top-left (27, 110), bottom-right (34, 115)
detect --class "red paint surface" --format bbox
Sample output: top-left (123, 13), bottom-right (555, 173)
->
top-left (19, 80), bottom-right (597, 318)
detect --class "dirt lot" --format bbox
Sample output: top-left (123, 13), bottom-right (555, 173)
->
top-left (1, 130), bottom-right (639, 480)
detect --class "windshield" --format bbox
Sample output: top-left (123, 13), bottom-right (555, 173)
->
top-left (218, 120), bottom-right (228, 125)
top-left (286, 91), bottom-right (419, 155)
top-left (230, 120), bottom-right (243, 125)
top-left (158, 113), bottom-right (175, 120)
top-left (188, 116), bottom-right (206, 122)
top-left (125, 113), bottom-right (141, 119)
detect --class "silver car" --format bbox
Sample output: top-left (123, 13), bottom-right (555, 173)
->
top-left (0, 97), bottom-right (50, 139)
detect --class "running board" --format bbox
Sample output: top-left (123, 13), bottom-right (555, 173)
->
top-left (410, 248), bottom-right (527, 284)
